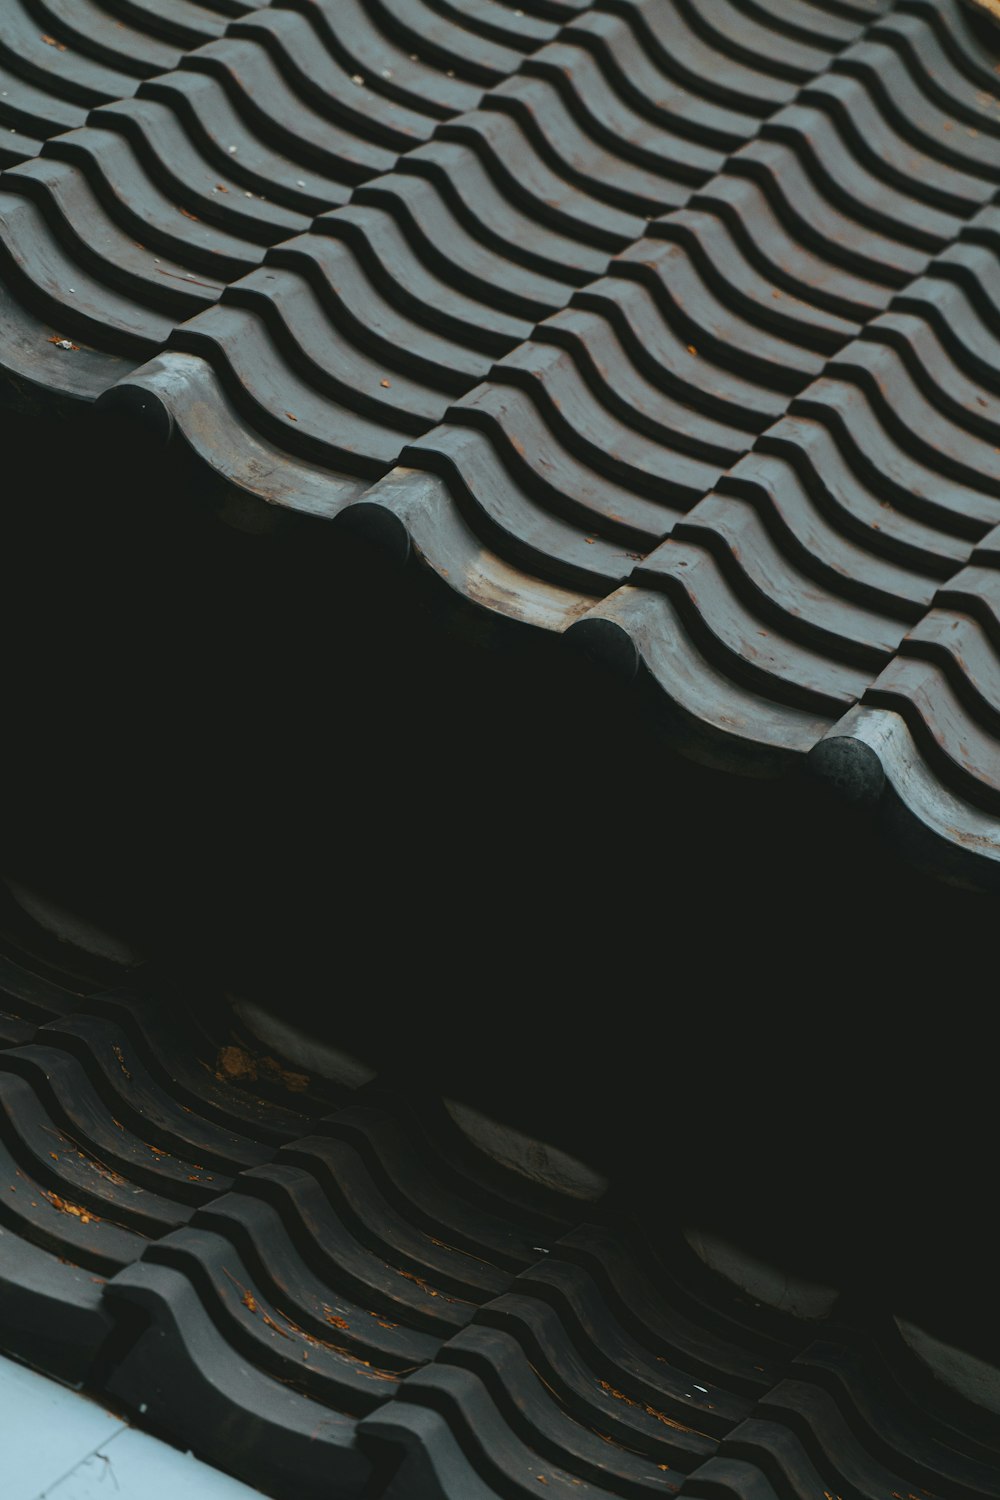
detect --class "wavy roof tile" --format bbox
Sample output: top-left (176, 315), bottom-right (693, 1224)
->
top-left (4, 0), bottom-right (975, 888)
top-left (3, 16), bottom-right (1000, 1487)
top-left (1, 932), bottom-right (1000, 1500)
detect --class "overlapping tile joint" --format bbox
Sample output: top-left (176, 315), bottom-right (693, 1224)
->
top-left (2, 941), bottom-right (1000, 1500)
top-left (1, 1), bottom-right (999, 887)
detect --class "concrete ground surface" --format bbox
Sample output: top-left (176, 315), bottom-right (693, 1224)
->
top-left (1, 1354), bottom-right (262, 1500)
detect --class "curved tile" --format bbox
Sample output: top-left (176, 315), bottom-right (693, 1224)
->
top-left (363, 1398), bottom-right (603, 1500)
top-left (724, 137), bottom-right (934, 287)
top-left (34, 1016), bottom-right (273, 1170)
top-left (832, 36), bottom-right (1000, 181)
top-left (823, 336), bottom-right (1000, 491)
top-left (217, 11), bottom-right (443, 150)
top-left (555, 357), bottom-right (1000, 779)
top-left (758, 1365), bottom-right (1000, 1499)
top-left (0, 1220), bottom-right (115, 1383)
top-left (605, 239), bottom-right (828, 390)
top-left (0, 952), bottom-right (88, 1039)
top-left (436, 1325), bottom-right (686, 1495)
top-left (895, 242), bottom-right (1000, 400)
top-left (517, 39), bottom-right (726, 183)
top-left (358, 1215), bottom-right (835, 1500)
top-left (0, 59), bottom-right (86, 150)
top-left (135, 1225), bottom-right (414, 1408)
top-left (899, 0), bottom-right (1000, 93)
top-left (872, 9), bottom-right (1000, 134)
top-left (99, 0), bottom-right (237, 49)
top-left (0, 1056), bottom-right (205, 1236)
top-left (463, 1296), bottom-right (726, 1474)
top-left (191, 1189), bottom-right (443, 1368)
top-left (18, 0), bottom-right (189, 78)
top-left (570, 585), bottom-right (836, 773)
top-left (557, 9), bottom-right (760, 151)
top-left (642, 209), bottom-right (860, 355)
top-left (0, 1075), bottom-right (148, 1275)
top-left (801, 70), bottom-right (999, 212)
top-left (859, 309), bottom-right (1000, 446)
top-left (725, 0), bottom-right (876, 48)
top-left (753, 417), bottom-right (976, 581)
top-left (308, 206), bottom-right (533, 356)
top-left (810, 564), bottom-right (1000, 888)
top-left (531, 307), bottom-right (751, 462)
top-left (176, 38), bottom-right (401, 181)
top-left (351, 1085), bottom-right (589, 1239)
top-left (315, 1104), bottom-right (563, 1272)
top-left (0, 4), bottom-right (140, 113)
top-left (431, 109), bottom-right (648, 250)
top-left (0, 197), bottom-right (165, 406)
top-left (554, 1224), bottom-right (807, 1379)
top-left (102, 1260), bottom-right (370, 1500)
top-left (62, 993), bottom-right (336, 1145)
top-left (758, 103), bottom-right (968, 251)
top-left (0, 0), bottom-right (253, 165)
top-left (686, 173), bottom-right (894, 326)
top-left (364, 1359), bottom-right (644, 1499)
top-left (378, 0), bottom-right (561, 53)
top-left (328, 0), bottom-right (529, 84)
top-left (787, 378), bottom-right (1000, 536)
top-left (579, 2), bottom-right (803, 115)
top-left (393, 411), bottom-right (668, 589)
top-left (87, 92), bottom-right (324, 235)
top-left (128, 68), bottom-right (358, 215)
top-left (568, 278), bottom-right (789, 429)
top-left (269, 0), bottom-right (486, 119)
top-left (796, 1326), bottom-right (1000, 1486)
top-left (710, 453), bottom-right (942, 620)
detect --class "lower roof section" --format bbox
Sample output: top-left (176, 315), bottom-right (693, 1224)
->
top-left (3, 925), bottom-right (1000, 1500)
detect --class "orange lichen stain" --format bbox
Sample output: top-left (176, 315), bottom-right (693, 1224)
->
top-left (398, 1269), bottom-right (439, 1297)
top-left (222, 1266), bottom-right (258, 1314)
top-left (261, 1311), bottom-right (294, 1341)
top-left (217, 1045), bottom-right (258, 1082)
top-left (41, 1191), bottom-right (96, 1225)
top-left (598, 1381), bottom-right (705, 1437)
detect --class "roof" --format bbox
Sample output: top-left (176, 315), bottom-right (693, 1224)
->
top-left (5, 5), bottom-right (1000, 1488)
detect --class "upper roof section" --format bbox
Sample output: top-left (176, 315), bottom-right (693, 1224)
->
top-left (2, 0), bottom-right (999, 891)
